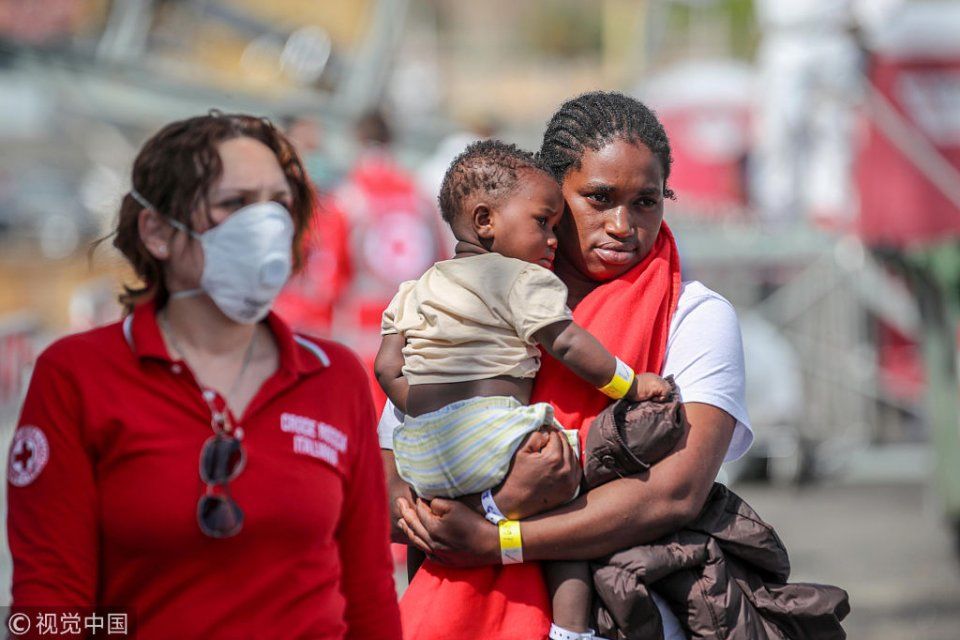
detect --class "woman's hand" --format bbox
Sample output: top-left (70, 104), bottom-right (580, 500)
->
top-left (397, 497), bottom-right (500, 567)
top-left (493, 427), bottom-right (582, 520)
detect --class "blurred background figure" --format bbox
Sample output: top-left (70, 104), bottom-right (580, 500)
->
top-left (324, 108), bottom-right (447, 408)
top-left (281, 114), bottom-right (343, 191)
top-left (273, 115), bottom-right (351, 342)
top-left (750, 0), bottom-right (868, 229)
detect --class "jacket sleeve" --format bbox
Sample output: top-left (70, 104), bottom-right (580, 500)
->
top-left (7, 346), bottom-right (99, 607)
top-left (336, 355), bottom-right (402, 640)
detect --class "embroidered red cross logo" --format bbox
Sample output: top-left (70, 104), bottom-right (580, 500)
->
top-left (13, 442), bottom-right (33, 469)
top-left (8, 426), bottom-right (49, 487)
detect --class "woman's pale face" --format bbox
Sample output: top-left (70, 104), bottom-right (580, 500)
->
top-left (557, 139), bottom-right (665, 282)
top-left (161, 136), bottom-right (292, 292)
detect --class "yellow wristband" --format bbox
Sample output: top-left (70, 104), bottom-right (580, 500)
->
top-left (598, 357), bottom-right (635, 399)
top-left (498, 520), bottom-right (523, 565)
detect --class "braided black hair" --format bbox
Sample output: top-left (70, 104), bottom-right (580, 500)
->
top-left (437, 139), bottom-right (549, 225)
top-left (539, 91), bottom-right (675, 199)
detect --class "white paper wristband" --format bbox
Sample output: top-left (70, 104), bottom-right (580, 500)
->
top-left (481, 489), bottom-right (507, 524)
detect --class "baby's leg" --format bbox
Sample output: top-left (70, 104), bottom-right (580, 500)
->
top-left (545, 560), bottom-right (592, 636)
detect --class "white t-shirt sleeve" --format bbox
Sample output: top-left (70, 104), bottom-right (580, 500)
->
top-left (661, 282), bottom-right (753, 462)
top-left (377, 399), bottom-right (402, 450)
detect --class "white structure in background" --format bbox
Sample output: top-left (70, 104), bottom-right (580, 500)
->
top-left (752, 0), bottom-right (866, 228)
top-left (638, 60), bottom-right (754, 215)
top-left (641, 60), bottom-right (753, 162)
top-left (738, 311), bottom-right (805, 482)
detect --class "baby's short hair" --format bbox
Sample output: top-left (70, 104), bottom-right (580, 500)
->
top-left (438, 139), bottom-right (549, 225)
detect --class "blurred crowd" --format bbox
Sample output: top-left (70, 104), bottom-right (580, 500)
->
top-left (273, 108), bottom-right (464, 408)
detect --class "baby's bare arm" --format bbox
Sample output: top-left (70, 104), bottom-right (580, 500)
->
top-left (533, 320), bottom-right (670, 401)
top-left (533, 320), bottom-right (615, 387)
top-left (374, 334), bottom-right (409, 414)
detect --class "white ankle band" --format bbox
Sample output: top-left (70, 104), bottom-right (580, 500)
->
top-left (548, 624), bottom-right (583, 640)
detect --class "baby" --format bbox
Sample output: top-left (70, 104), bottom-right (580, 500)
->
top-left (375, 140), bottom-right (670, 640)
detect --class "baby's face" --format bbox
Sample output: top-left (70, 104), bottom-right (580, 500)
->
top-left (489, 169), bottom-right (565, 269)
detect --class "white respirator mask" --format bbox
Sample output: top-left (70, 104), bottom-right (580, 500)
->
top-left (131, 189), bottom-right (294, 324)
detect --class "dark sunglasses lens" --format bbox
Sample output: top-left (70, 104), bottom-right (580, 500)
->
top-left (200, 434), bottom-right (244, 484)
top-left (198, 495), bottom-right (244, 538)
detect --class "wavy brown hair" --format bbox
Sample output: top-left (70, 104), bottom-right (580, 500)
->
top-left (112, 111), bottom-right (314, 311)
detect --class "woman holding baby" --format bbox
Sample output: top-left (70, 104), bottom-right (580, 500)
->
top-left (379, 91), bottom-right (753, 640)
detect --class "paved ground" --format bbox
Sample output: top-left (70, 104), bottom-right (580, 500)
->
top-left (735, 481), bottom-right (960, 640)
top-left (4, 456), bottom-right (960, 638)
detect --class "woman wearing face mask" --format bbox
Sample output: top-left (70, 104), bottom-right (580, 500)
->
top-left (6, 113), bottom-right (401, 640)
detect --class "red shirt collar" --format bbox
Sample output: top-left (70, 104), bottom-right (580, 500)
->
top-left (125, 299), bottom-right (329, 376)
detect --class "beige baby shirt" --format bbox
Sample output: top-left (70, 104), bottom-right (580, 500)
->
top-left (381, 253), bottom-right (573, 384)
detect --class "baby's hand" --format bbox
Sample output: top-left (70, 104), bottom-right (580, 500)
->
top-left (627, 373), bottom-right (671, 402)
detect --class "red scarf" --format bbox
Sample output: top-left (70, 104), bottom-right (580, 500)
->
top-left (399, 224), bottom-right (682, 640)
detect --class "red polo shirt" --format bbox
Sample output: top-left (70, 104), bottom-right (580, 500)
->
top-left (6, 300), bottom-right (401, 640)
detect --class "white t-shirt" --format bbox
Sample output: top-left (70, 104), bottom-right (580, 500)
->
top-left (378, 280), bottom-right (753, 462)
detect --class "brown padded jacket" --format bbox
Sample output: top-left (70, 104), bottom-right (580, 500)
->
top-left (583, 381), bottom-right (850, 640)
